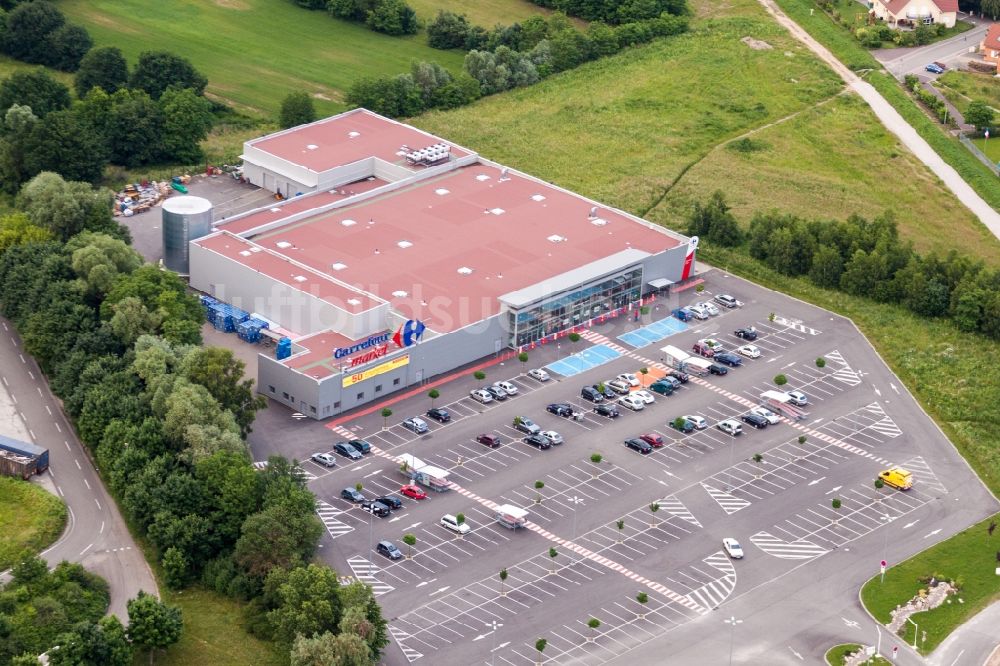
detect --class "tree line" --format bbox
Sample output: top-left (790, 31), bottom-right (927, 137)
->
top-left (291, 0), bottom-right (420, 36)
top-left (0, 0), bottom-right (92, 72)
top-left (689, 192), bottom-right (1000, 339)
top-left (527, 0), bottom-right (687, 23)
top-left (0, 175), bottom-right (388, 665)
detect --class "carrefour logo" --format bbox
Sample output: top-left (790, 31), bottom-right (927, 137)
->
top-left (393, 320), bottom-right (426, 349)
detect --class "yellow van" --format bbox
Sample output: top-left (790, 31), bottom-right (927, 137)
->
top-left (878, 468), bottom-right (913, 490)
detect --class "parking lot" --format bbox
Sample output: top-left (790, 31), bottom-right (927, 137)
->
top-left (248, 270), bottom-right (998, 665)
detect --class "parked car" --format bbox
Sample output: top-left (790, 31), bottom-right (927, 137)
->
top-left (495, 380), bottom-right (519, 396)
top-left (619, 394), bottom-right (645, 411)
top-left (486, 385), bottom-right (509, 401)
top-left (333, 441), bottom-right (362, 460)
top-left (376, 540), bottom-right (403, 560)
top-left (687, 303), bottom-right (709, 320)
top-left (640, 433), bottom-right (665, 447)
top-left (667, 369), bottom-right (690, 383)
top-left (540, 430), bottom-right (563, 445)
top-left (649, 380), bottom-right (675, 396)
top-left (341, 487), bottom-right (365, 503)
top-left (741, 412), bottom-right (769, 429)
top-left (879, 467), bottom-right (913, 490)
top-left (692, 341), bottom-right (716, 358)
top-left (476, 433), bottom-right (502, 448)
top-left (441, 514), bottom-right (471, 534)
top-left (594, 384), bottom-right (618, 400)
top-left (717, 419), bottom-right (742, 436)
top-left (669, 418), bottom-right (695, 433)
top-left (581, 386), bottom-right (604, 403)
top-left (708, 364), bottom-right (729, 376)
top-left (400, 484), bottom-right (427, 500)
top-left (616, 373), bottom-right (640, 387)
top-left (673, 307), bottom-right (694, 322)
top-left (402, 417), bottom-right (429, 434)
top-left (659, 376), bottom-right (682, 390)
top-left (723, 537), bottom-right (744, 559)
top-left (426, 407), bottom-right (451, 423)
top-left (361, 500), bottom-right (390, 518)
top-left (714, 352), bottom-right (743, 367)
top-left (624, 438), bottom-right (653, 455)
top-left (523, 434), bottom-right (552, 450)
top-left (714, 294), bottom-right (741, 308)
top-left (734, 327), bottom-right (758, 341)
top-left (349, 439), bottom-right (372, 454)
top-left (311, 452), bottom-right (337, 468)
top-left (547, 403), bottom-right (574, 417)
top-left (925, 62), bottom-right (944, 74)
top-left (594, 403), bottom-right (620, 418)
top-left (683, 415), bottom-right (708, 429)
top-left (607, 379), bottom-right (631, 395)
top-left (470, 389), bottom-right (493, 404)
top-left (737, 344), bottom-right (761, 359)
top-left (750, 406), bottom-right (780, 424)
top-left (513, 417), bottom-right (541, 435)
top-left (632, 389), bottom-right (655, 404)
top-left (528, 368), bottom-right (550, 381)
top-left (696, 301), bottom-right (719, 316)
top-left (787, 390), bottom-right (808, 406)
top-left (377, 495), bottom-right (403, 510)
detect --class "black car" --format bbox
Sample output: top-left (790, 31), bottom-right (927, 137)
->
top-left (376, 540), bottom-right (403, 560)
top-left (523, 434), bottom-right (552, 450)
top-left (581, 386), bottom-right (604, 403)
top-left (708, 364), bottom-right (729, 376)
top-left (594, 403), bottom-right (620, 418)
top-left (624, 438), bottom-right (653, 455)
top-left (667, 369), bottom-right (690, 384)
top-left (486, 385), bottom-right (508, 401)
top-left (714, 352), bottom-right (743, 367)
top-left (348, 439), bottom-right (372, 454)
top-left (669, 418), bottom-right (695, 433)
top-left (735, 327), bottom-right (758, 341)
top-left (377, 495), bottom-right (403, 510)
top-left (593, 384), bottom-right (618, 400)
top-left (361, 500), bottom-right (390, 517)
top-left (741, 413), bottom-right (769, 429)
top-left (341, 487), bottom-right (365, 503)
top-left (333, 441), bottom-right (362, 460)
top-left (547, 403), bottom-right (574, 417)
top-left (649, 380), bottom-right (675, 396)
top-left (427, 407), bottom-right (451, 423)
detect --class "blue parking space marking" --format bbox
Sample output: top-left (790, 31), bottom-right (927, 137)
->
top-left (544, 344), bottom-right (622, 377)
top-left (617, 317), bottom-right (688, 348)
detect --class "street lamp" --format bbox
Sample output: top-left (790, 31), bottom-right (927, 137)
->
top-left (880, 514), bottom-right (893, 582)
top-left (570, 495), bottom-right (580, 564)
top-left (726, 431), bottom-right (736, 491)
top-left (724, 615), bottom-right (742, 666)
top-left (486, 620), bottom-right (504, 666)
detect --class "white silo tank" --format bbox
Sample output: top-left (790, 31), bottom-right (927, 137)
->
top-left (162, 196), bottom-right (213, 274)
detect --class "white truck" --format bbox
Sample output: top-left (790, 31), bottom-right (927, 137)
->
top-left (760, 390), bottom-right (806, 420)
top-left (494, 504), bottom-right (529, 530)
top-left (398, 453), bottom-right (451, 492)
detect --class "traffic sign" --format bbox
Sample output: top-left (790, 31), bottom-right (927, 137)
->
top-left (881, 559), bottom-right (887, 567)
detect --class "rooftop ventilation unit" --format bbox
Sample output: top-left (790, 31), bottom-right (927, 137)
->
top-left (590, 218), bottom-right (608, 226)
top-left (239, 250), bottom-right (251, 257)
top-left (403, 143), bottom-right (450, 167)
top-left (292, 275), bottom-right (307, 283)
top-left (306, 144), bottom-right (318, 150)
top-left (547, 235), bottom-right (566, 243)
top-left (499, 167), bottom-right (510, 181)
top-left (341, 219), bottom-right (357, 227)
top-left (397, 240), bottom-right (413, 249)
top-left (270, 207), bottom-right (281, 213)
top-left (276, 241), bottom-right (292, 249)
top-left (249, 247), bottom-right (262, 253)
top-left (435, 188), bottom-right (450, 196)
top-left (476, 174), bottom-right (491, 182)
top-left (489, 208), bottom-right (505, 216)
top-left (589, 206), bottom-right (598, 219)
top-left (347, 298), bottom-right (361, 306)
top-left (392, 290), bottom-right (408, 297)
top-left (531, 194), bottom-right (546, 202)
top-left (348, 131), bottom-right (361, 138)
top-left (331, 262), bottom-right (347, 271)
top-left (457, 266), bottom-right (474, 275)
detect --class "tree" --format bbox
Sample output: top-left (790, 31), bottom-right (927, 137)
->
top-left (535, 638), bottom-right (547, 665)
top-left (0, 211), bottom-right (53, 251)
top-left (345, 73), bottom-right (424, 118)
top-left (636, 592), bottom-right (648, 618)
top-left (0, 68), bottom-right (72, 117)
top-left (568, 331), bottom-right (581, 345)
top-left (687, 191), bottom-right (743, 247)
top-left (161, 546), bottom-right (189, 590)
top-left (381, 407), bottom-right (392, 429)
top-left (75, 46), bottom-right (129, 97)
top-left (403, 533), bottom-right (417, 559)
top-left (290, 631), bottom-right (371, 666)
top-left (233, 501), bottom-right (323, 578)
top-left (2, 0), bottom-right (64, 64)
top-left (616, 518), bottom-right (624, 543)
top-left (265, 564), bottom-right (344, 645)
top-left (427, 10), bottom-right (472, 49)
top-left (428, 388), bottom-right (440, 406)
top-left (518, 351), bottom-right (529, 372)
top-left (587, 617), bottom-right (601, 642)
top-left (474, 370), bottom-right (486, 387)
top-left (279, 91), bottom-right (316, 129)
top-left (126, 591), bottom-right (182, 663)
top-left (22, 108), bottom-right (108, 183)
top-left (159, 87), bottom-right (214, 164)
top-left (0, 104), bottom-right (38, 192)
top-left (548, 546), bottom-right (558, 573)
top-left (455, 512), bottom-right (465, 526)
top-left (752, 453), bottom-right (763, 479)
top-left (590, 453), bottom-right (602, 464)
top-left (17, 172), bottom-right (115, 239)
top-left (639, 367), bottom-right (649, 386)
top-left (648, 502), bottom-right (660, 528)
top-left (69, 231), bottom-right (142, 296)
top-left (365, 0), bottom-right (419, 36)
top-left (181, 346), bottom-right (267, 437)
top-left (672, 416), bottom-right (688, 431)
top-left (338, 580), bottom-right (389, 658)
top-left (410, 60), bottom-right (452, 106)
top-left (47, 23), bottom-right (92, 71)
top-left (831, 498), bottom-right (842, 525)
top-left (808, 245), bottom-right (844, 288)
top-left (105, 88), bottom-right (165, 166)
top-left (49, 616), bottom-right (133, 666)
top-left (499, 568), bottom-right (508, 596)
top-left (534, 479), bottom-right (545, 504)
top-left (773, 374), bottom-right (787, 386)
top-left (874, 477), bottom-right (884, 501)
top-left (815, 357), bottom-right (826, 368)
top-left (984, 0), bottom-right (1000, 19)
top-left (798, 435), bottom-right (807, 445)
top-left (130, 51), bottom-right (208, 99)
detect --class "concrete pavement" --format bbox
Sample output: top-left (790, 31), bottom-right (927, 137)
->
top-left (0, 317), bottom-right (157, 620)
top-left (927, 601), bottom-right (1000, 666)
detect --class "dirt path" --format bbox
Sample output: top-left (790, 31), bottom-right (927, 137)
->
top-left (758, 0), bottom-right (1000, 240)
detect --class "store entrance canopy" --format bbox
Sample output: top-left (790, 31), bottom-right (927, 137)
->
top-left (648, 278), bottom-right (673, 290)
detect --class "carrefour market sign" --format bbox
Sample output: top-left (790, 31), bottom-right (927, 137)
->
top-left (342, 355), bottom-right (409, 388)
top-left (333, 332), bottom-right (390, 359)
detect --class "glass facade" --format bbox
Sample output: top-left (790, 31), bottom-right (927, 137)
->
top-left (506, 267), bottom-right (643, 347)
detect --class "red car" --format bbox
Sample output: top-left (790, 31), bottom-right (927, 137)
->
top-left (400, 484), bottom-right (428, 500)
top-left (640, 433), bottom-right (665, 448)
top-left (476, 434), bottom-right (501, 448)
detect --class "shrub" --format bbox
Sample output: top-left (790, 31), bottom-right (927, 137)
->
top-left (365, 0), bottom-right (419, 36)
top-left (427, 10), bottom-right (472, 49)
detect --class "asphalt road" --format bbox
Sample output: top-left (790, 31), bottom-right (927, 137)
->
top-left (0, 317), bottom-right (157, 619)
top-left (248, 269), bottom-right (999, 666)
top-left (874, 20), bottom-right (989, 78)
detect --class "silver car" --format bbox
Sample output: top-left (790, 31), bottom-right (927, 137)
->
top-left (540, 430), bottom-right (563, 445)
top-left (310, 452), bottom-right (337, 467)
top-left (528, 368), bottom-right (550, 381)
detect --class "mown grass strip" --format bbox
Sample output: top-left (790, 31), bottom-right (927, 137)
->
top-left (0, 477), bottom-right (67, 569)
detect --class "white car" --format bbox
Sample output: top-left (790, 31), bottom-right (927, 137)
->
top-left (310, 452), bottom-right (337, 468)
top-left (441, 514), bottom-right (471, 535)
top-left (682, 414), bottom-right (707, 429)
top-left (494, 381), bottom-right (519, 396)
top-left (540, 430), bottom-right (563, 445)
top-left (696, 301), bottom-right (719, 316)
top-left (607, 379), bottom-right (632, 394)
top-left (717, 419), bottom-right (742, 436)
top-left (750, 406), bottom-right (780, 425)
top-left (619, 394), bottom-right (646, 411)
top-left (699, 338), bottom-right (725, 352)
top-left (714, 294), bottom-right (742, 308)
top-left (723, 537), bottom-right (744, 559)
top-left (617, 372), bottom-right (640, 387)
top-left (737, 344), bottom-right (761, 359)
top-left (528, 368), bottom-right (550, 381)
top-left (632, 389), bottom-right (655, 404)
top-left (787, 390), bottom-right (808, 406)
top-left (470, 389), bottom-right (493, 404)
top-left (687, 304), bottom-right (709, 320)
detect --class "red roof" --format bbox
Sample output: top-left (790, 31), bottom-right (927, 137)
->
top-left (877, 0), bottom-right (956, 14)
top-left (984, 23), bottom-right (1000, 50)
top-left (245, 109), bottom-right (471, 174)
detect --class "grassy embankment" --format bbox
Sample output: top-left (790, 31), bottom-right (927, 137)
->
top-left (0, 477), bottom-right (67, 570)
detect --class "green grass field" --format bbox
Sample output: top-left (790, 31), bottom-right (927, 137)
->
top-left (826, 643), bottom-right (890, 664)
top-left (0, 477), bottom-right (67, 569)
top-left (58, 0), bottom-right (467, 117)
top-left (859, 515), bottom-right (1000, 654)
top-left (407, 0), bottom-right (554, 26)
top-left (936, 70), bottom-right (1000, 114)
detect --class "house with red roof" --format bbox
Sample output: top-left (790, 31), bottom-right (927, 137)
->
top-left (872, 0), bottom-right (957, 28)
top-left (981, 23), bottom-right (1000, 71)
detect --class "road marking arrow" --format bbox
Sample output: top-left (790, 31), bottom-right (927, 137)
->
top-left (389, 516), bottom-right (401, 523)
top-left (808, 476), bottom-right (826, 486)
top-left (841, 617), bottom-right (860, 629)
top-left (923, 529), bottom-right (942, 539)
top-left (825, 485), bottom-right (842, 495)
top-left (404, 522), bottom-right (422, 530)
top-left (903, 520), bottom-right (919, 529)
top-left (873, 386), bottom-right (881, 396)
top-left (364, 469), bottom-right (382, 478)
top-left (429, 586), bottom-right (450, 596)
top-left (416, 581), bottom-right (427, 588)
top-left (788, 646), bottom-right (803, 660)
top-left (783, 361), bottom-right (797, 369)
top-left (890, 383), bottom-right (900, 394)
top-left (473, 632), bottom-right (492, 642)
top-left (494, 641), bottom-right (510, 651)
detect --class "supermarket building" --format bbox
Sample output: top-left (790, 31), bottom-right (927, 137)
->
top-left (189, 110), bottom-right (697, 420)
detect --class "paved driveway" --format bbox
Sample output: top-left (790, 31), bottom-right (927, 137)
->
top-left (874, 18), bottom-right (990, 77)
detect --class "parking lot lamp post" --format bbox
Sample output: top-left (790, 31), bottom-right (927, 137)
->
top-left (724, 615), bottom-right (742, 666)
top-left (570, 495), bottom-right (580, 563)
top-left (726, 432), bottom-right (736, 491)
top-left (880, 514), bottom-right (892, 582)
top-left (368, 510), bottom-right (374, 557)
top-left (487, 620), bottom-right (503, 666)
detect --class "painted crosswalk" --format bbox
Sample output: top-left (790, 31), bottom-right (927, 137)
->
top-left (316, 500), bottom-right (354, 540)
top-left (685, 551), bottom-right (737, 610)
top-left (749, 531), bottom-right (828, 559)
top-left (388, 626), bottom-right (423, 663)
top-left (774, 316), bottom-right (821, 335)
top-left (823, 349), bottom-right (862, 386)
top-left (656, 496), bottom-right (702, 528)
top-left (702, 484), bottom-right (751, 515)
top-left (346, 556), bottom-right (395, 596)
top-left (898, 455), bottom-right (948, 494)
